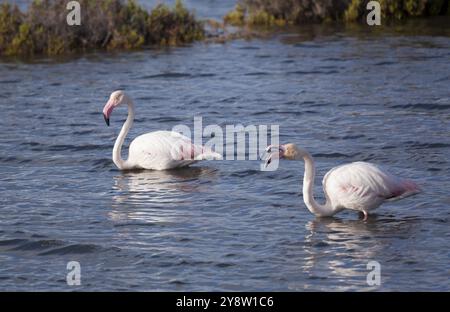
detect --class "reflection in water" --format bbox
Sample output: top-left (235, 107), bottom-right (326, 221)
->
top-left (108, 167), bottom-right (218, 224)
top-left (301, 216), bottom-right (419, 290)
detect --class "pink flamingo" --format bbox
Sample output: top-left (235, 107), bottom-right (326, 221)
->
top-left (264, 144), bottom-right (420, 220)
top-left (102, 90), bottom-right (221, 170)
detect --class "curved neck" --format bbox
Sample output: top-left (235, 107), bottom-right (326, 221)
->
top-left (113, 100), bottom-right (135, 170)
top-left (298, 150), bottom-right (335, 217)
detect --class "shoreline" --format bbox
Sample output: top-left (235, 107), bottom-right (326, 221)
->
top-left (0, 0), bottom-right (449, 59)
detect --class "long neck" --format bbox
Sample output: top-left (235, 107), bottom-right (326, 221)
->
top-left (113, 101), bottom-right (134, 170)
top-left (299, 150), bottom-right (335, 217)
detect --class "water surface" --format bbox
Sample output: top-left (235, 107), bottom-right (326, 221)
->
top-left (0, 5), bottom-right (449, 291)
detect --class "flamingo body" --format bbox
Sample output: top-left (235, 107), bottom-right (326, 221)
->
top-left (322, 161), bottom-right (420, 214)
top-left (128, 130), bottom-right (220, 170)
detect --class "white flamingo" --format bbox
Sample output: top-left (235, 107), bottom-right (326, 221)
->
top-left (263, 144), bottom-right (420, 220)
top-left (102, 90), bottom-right (221, 170)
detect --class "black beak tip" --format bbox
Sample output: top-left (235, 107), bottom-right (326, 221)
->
top-left (103, 114), bottom-right (110, 126)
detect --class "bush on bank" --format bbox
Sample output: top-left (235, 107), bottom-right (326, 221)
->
top-left (224, 0), bottom-right (449, 27)
top-left (0, 0), bottom-right (204, 56)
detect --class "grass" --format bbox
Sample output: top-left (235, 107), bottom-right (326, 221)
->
top-left (0, 0), bottom-right (204, 57)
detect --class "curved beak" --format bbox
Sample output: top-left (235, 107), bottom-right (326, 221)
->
top-left (260, 145), bottom-right (285, 168)
top-left (103, 113), bottom-right (110, 126)
top-left (102, 99), bottom-right (115, 127)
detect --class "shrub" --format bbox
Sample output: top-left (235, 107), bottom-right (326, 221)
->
top-left (223, 3), bottom-right (246, 26)
top-left (225, 0), bottom-right (450, 27)
top-left (224, 0), bottom-right (352, 26)
top-left (147, 0), bottom-right (204, 46)
top-left (0, 3), bottom-right (23, 53)
top-left (0, 0), bottom-right (204, 57)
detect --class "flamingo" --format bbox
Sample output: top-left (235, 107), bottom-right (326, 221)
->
top-left (102, 90), bottom-right (221, 170)
top-left (263, 143), bottom-right (420, 220)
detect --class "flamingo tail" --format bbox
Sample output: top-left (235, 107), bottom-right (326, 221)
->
top-left (387, 179), bottom-right (421, 201)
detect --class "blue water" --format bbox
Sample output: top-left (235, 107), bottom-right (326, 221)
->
top-left (0, 1), bottom-right (449, 291)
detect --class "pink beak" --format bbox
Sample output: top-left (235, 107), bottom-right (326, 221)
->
top-left (102, 99), bottom-right (115, 126)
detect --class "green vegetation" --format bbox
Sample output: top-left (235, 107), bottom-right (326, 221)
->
top-left (223, 0), bottom-right (351, 27)
top-left (0, 0), bottom-right (204, 56)
top-left (224, 0), bottom-right (449, 27)
top-left (223, 3), bottom-right (245, 26)
top-left (1, 0), bottom-right (448, 56)
top-left (346, 0), bottom-right (449, 22)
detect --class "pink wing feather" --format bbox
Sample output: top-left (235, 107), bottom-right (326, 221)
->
top-left (323, 161), bottom-right (420, 212)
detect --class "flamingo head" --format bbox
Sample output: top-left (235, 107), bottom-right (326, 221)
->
top-left (282, 143), bottom-right (304, 160)
top-left (102, 90), bottom-right (130, 126)
top-left (262, 143), bottom-right (303, 167)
